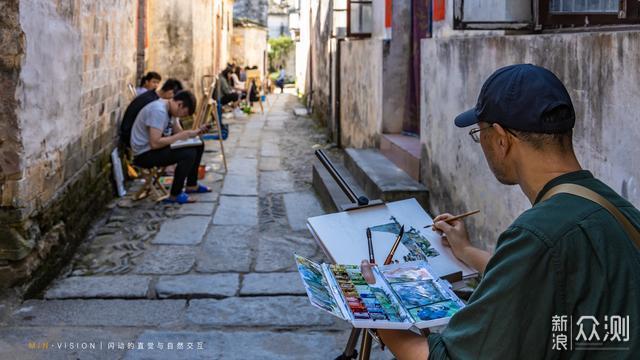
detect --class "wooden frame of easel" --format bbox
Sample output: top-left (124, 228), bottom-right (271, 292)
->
top-left (315, 149), bottom-right (431, 360)
top-left (244, 69), bottom-right (264, 114)
top-left (196, 75), bottom-right (228, 173)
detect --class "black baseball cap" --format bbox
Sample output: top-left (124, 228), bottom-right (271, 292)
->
top-left (454, 64), bottom-right (575, 133)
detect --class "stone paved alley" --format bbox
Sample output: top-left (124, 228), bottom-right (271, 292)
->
top-left (0, 94), bottom-right (391, 360)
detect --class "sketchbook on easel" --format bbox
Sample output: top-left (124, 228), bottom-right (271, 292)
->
top-left (306, 198), bottom-right (477, 280)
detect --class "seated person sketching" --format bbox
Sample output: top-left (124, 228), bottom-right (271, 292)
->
top-left (130, 90), bottom-right (211, 204)
top-left (360, 64), bottom-right (640, 359)
top-left (213, 68), bottom-right (240, 107)
top-left (136, 71), bottom-right (162, 95)
top-left (120, 79), bottom-right (184, 149)
top-left (239, 66), bottom-right (248, 82)
top-left (230, 66), bottom-right (246, 92)
top-left (247, 79), bottom-right (260, 104)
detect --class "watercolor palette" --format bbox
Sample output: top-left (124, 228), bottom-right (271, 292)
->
top-left (295, 255), bottom-right (341, 316)
top-left (295, 256), bottom-right (465, 330)
top-left (329, 264), bottom-right (404, 323)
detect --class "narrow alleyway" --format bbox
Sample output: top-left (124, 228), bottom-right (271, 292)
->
top-left (0, 94), bottom-right (390, 359)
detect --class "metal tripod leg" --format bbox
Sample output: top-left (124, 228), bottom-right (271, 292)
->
top-left (335, 328), bottom-right (361, 360)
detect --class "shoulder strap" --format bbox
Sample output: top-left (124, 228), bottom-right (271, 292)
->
top-left (540, 183), bottom-right (640, 250)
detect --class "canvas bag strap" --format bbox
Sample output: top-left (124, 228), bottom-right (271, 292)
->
top-left (540, 183), bottom-right (640, 250)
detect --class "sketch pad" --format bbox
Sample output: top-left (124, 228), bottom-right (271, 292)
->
top-left (170, 137), bottom-right (203, 149)
top-left (306, 198), bottom-right (477, 279)
top-left (295, 256), bottom-right (465, 330)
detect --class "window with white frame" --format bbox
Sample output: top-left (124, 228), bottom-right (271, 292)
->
top-left (348, 0), bottom-right (373, 36)
top-left (453, 0), bottom-right (640, 30)
top-left (332, 0), bottom-right (373, 38)
top-left (549, 0), bottom-right (618, 13)
top-left (333, 0), bottom-right (348, 38)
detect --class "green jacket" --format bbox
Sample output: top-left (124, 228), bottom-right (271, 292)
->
top-left (428, 170), bottom-right (640, 359)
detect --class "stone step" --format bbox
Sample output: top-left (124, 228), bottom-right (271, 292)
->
top-left (380, 133), bottom-right (421, 181)
top-left (312, 157), bottom-right (366, 212)
top-left (344, 148), bottom-right (428, 208)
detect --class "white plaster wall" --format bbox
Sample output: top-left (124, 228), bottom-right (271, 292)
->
top-left (147, 0), bottom-right (194, 87)
top-left (17, 0), bottom-right (83, 166)
top-left (295, 0), bottom-right (311, 94)
top-left (268, 13), bottom-right (289, 38)
top-left (192, 0), bottom-right (215, 97)
top-left (232, 26), bottom-right (267, 73)
top-left (340, 39), bottom-right (383, 148)
top-left (381, 0), bottom-right (411, 134)
top-left (14, 0), bottom-right (137, 211)
top-left (420, 31), bottom-right (640, 251)
top-left (310, 0), bottom-right (332, 122)
top-left (219, 0), bottom-right (234, 69)
top-left (371, 0), bottom-right (386, 39)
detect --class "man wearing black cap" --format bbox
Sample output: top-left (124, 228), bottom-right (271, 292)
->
top-left (367, 64), bottom-right (640, 359)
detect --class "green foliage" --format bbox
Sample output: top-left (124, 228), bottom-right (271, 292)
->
top-left (268, 36), bottom-right (294, 72)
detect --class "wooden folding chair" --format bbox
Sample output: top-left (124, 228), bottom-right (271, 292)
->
top-left (127, 83), bottom-right (137, 100)
top-left (134, 166), bottom-right (169, 202)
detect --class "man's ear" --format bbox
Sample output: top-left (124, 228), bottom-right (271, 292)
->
top-left (492, 123), bottom-right (512, 152)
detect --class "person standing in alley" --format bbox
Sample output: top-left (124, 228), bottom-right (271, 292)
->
top-left (276, 65), bottom-right (285, 93)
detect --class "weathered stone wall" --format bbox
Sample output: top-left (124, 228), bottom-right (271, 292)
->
top-left (215, 0), bottom-right (233, 86)
top-left (420, 31), bottom-right (640, 252)
top-left (192, 0), bottom-right (215, 98)
top-left (381, 0), bottom-right (411, 134)
top-left (218, 0), bottom-right (234, 74)
top-left (0, 0), bottom-right (24, 193)
top-left (146, 0), bottom-right (229, 97)
top-left (231, 24), bottom-right (268, 75)
top-left (146, 0), bottom-right (194, 89)
top-left (339, 39), bottom-right (383, 148)
top-left (0, 0), bottom-right (137, 290)
top-left (309, 0), bottom-right (332, 125)
top-left (304, 0), bottom-right (410, 143)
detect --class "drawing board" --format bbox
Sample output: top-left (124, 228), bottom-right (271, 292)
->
top-left (307, 198), bottom-right (476, 279)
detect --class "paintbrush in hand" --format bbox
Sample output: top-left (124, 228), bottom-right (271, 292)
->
top-left (424, 210), bottom-right (480, 228)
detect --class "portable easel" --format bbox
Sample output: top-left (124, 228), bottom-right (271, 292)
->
top-left (196, 75), bottom-right (228, 173)
top-left (244, 69), bottom-right (264, 114)
top-left (315, 150), bottom-right (432, 360)
top-left (315, 149), bottom-right (380, 360)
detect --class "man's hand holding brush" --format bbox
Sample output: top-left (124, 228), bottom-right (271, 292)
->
top-left (432, 211), bottom-right (490, 275)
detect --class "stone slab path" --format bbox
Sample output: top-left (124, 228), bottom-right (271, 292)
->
top-left (0, 94), bottom-right (392, 359)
